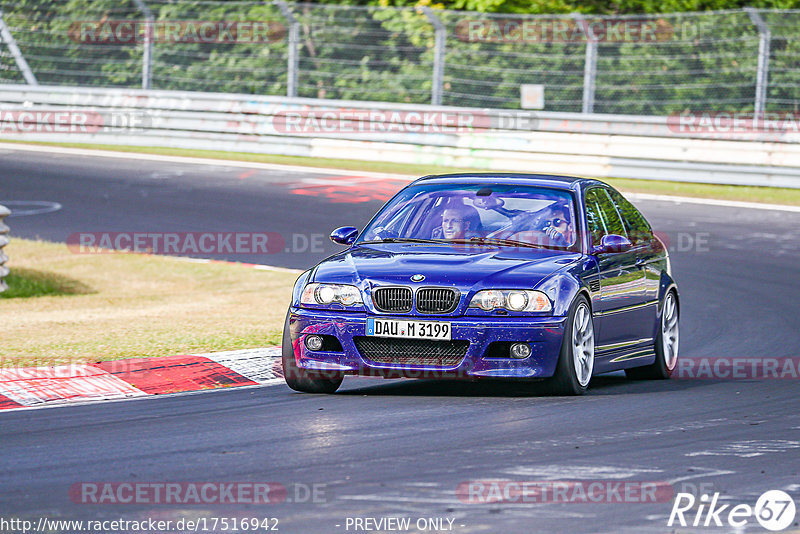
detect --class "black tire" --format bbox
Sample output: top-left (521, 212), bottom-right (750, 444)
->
top-left (281, 313), bottom-right (343, 394)
top-left (546, 295), bottom-right (594, 396)
top-left (625, 290), bottom-right (679, 380)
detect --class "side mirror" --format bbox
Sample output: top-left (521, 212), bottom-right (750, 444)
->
top-left (330, 226), bottom-right (358, 246)
top-left (591, 234), bottom-right (632, 255)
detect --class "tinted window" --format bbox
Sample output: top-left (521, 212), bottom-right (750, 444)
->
top-left (607, 189), bottom-right (652, 244)
top-left (584, 188), bottom-right (626, 246)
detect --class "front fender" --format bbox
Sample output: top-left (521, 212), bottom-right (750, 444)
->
top-left (534, 273), bottom-right (586, 317)
top-left (534, 258), bottom-right (597, 316)
top-left (291, 270), bottom-right (312, 308)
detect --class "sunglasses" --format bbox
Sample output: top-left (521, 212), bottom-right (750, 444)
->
top-left (542, 218), bottom-right (566, 228)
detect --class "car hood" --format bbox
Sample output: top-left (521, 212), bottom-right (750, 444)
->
top-left (311, 243), bottom-right (581, 291)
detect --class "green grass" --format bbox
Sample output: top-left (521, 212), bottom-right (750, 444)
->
top-left (1, 267), bottom-right (94, 298)
top-left (4, 139), bottom-right (800, 206)
top-left (2, 238), bottom-right (296, 367)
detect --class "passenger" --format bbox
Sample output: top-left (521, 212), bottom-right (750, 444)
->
top-left (540, 203), bottom-right (574, 246)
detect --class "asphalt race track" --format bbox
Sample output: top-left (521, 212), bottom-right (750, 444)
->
top-left (2, 147), bottom-right (800, 533)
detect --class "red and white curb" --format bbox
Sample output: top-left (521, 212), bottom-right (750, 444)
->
top-left (0, 347), bottom-right (283, 411)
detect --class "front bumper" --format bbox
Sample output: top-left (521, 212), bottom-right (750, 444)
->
top-left (288, 308), bottom-right (567, 379)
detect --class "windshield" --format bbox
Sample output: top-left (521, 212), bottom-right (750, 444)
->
top-left (357, 182), bottom-right (579, 250)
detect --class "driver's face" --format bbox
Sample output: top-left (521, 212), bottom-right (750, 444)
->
top-left (442, 209), bottom-right (468, 239)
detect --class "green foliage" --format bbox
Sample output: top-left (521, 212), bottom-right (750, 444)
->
top-left (378, 0), bottom-right (800, 14)
top-left (1, 1), bottom-right (798, 113)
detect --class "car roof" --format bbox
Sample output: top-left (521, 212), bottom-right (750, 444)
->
top-left (413, 173), bottom-right (607, 191)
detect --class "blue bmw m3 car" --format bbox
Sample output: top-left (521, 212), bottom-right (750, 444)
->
top-left (282, 173), bottom-right (680, 395)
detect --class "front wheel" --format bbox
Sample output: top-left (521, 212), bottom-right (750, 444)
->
top-left (282, 313), bottom-right (343, 394)
top-left (625, 290), bottom-right (679, 380)
top-left (547, 295), bottom-right (594, 395)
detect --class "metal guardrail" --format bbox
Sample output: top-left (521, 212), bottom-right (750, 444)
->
top-left (0, 85), bottom-right (799, 188)
top-left (0, 204), bottom-right (9, 293)
top-left (4, 84), bottom-right (800, 143)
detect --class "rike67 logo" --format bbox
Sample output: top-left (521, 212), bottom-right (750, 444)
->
top-left (669, 490), bottom-right (796, 531)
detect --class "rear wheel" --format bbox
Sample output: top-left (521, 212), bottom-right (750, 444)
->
top-left (282, 313), bottom-right (343, 394)
top-left (625, 290), bottom-right (679, 380)
top-left (547, 295), bottom-right (594, 395)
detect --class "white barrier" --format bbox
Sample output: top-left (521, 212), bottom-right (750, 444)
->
top-left (1, 84), bottom-right (799, 188)
top-left (0, 204), bottom-right (9, 292)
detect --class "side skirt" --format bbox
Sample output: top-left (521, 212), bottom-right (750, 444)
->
top-left (593, 341), bottom-right (656, 374)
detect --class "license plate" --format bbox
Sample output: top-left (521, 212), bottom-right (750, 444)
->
top-left (366, 318), bottom-right (451, 340)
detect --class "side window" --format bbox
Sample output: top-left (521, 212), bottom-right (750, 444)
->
top-left (607, 189), bottom-right (653, 244)
top-left (584, 188), bottom-right (626, 246)
top-left (584, 190), bottom-right (606, 246)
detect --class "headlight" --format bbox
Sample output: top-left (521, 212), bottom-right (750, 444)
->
top-left (301, 283), bottom-right (363, 307)
top-left (506, 291), bottom-right (528, 311)
top-left (475, 290), bottom-right (504, 311)
top-left (469, 289), bottom-right (552, 312)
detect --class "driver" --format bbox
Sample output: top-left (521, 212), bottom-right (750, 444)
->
top-left (432, 204), bottom-right (480, 240)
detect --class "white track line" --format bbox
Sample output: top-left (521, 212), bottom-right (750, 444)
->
top-left (626, 192), bottom-right (800, 213)
top-left (176, 256), bottom-right (302, 274)
top-left (0, 142), bottom-right (414, 180)
top-left (2, 142), bottom-right (797, 212)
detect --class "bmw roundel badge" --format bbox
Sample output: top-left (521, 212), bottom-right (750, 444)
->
top-left (411, 274), bottom-right (425, 282)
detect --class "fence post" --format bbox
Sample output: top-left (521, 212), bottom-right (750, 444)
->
top-left (132, 0), bottom-right (154, 90)
top-left (0, 11), bottom-right (38, 85)
top-left (574, 14), bottom-right (597, 114)
top-left (745, 8), bottom-right (770, 118)
top-left (275, 0), bottom-right (299, 98)
top-left (421, 7), bottom-right (445, 106)
top-left (0, 204), bottom-right (9, 293)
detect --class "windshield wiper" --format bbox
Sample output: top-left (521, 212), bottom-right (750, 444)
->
top-left (361, 237), bottom-right (543, 249)
top-left (360, 238), bottom-right (449, 244)
top-left (450, 237), bottom-right (543, 249)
